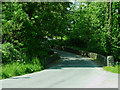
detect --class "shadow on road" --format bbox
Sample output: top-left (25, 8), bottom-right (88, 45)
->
top-left (48, 50), bottom-right (103, 69)
top-left (9, 77), bottom-right (30, 79)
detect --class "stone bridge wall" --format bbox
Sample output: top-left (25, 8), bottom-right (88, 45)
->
top-left (54, 46), bottom-right (107, 66)
top-left (45, 52), bottom-right (60, 67)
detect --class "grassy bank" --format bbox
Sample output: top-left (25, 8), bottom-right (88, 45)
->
top-left (0, 61), bottom-right (44, 79)
top-left (104, 64), bottom-right (120, 74)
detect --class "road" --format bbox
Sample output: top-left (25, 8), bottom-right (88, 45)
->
top-left (1, 50), bottom-right (118, 88)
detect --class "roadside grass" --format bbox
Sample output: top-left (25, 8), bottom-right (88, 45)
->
top-left (0, 58), bottom-right (44, 79)
top-left (103, 64), bottom-right (120, 74)
top-left (91, 58), bottom-right (97, 61)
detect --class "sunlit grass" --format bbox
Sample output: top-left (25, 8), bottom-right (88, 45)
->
top-left (91, 58), bottom-right (97, 60)
top-left (104, 64), bottom-right (120, 74)
top-left (0, 58), bottom-right (44, 79)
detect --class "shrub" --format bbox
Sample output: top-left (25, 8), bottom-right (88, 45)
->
top-left (2, 42), bottom-right (22, 64)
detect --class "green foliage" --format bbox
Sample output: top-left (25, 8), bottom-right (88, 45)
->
top-left (66, 2), bottom-right (120, 62)
top-left (2, 2), bottom-right (71, 64)
top-left (47, 39), bottom-right (65, 49)
top-left (1, 61), bottom-right (43, 79)
top-left (2, 42), bottom-right (22, 64)
top-left (104, 62), bottom-right (120, 74)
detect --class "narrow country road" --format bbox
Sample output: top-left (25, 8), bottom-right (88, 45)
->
top-left (1, 50), bottom-right (118, 88)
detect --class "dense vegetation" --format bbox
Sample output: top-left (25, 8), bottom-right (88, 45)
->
top-left (66, 2), bottom-right (120, 62)
top-left (1, 2), bottom-right (71, 79)
top-left (2, 2), bottom-right (70, 64)
top-left (1, 2), bottom-right (120, 78)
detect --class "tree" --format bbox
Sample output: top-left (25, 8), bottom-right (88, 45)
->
top-left (2, 2), bottom-right (71, 63)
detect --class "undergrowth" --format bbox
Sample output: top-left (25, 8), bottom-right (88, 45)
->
top-left (0, 58), bottom-right (44, 79)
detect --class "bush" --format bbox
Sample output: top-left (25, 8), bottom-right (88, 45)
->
top-left (2, 42), bottom-right (22, 64)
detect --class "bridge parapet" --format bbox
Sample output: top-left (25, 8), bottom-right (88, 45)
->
top-left (53, 46), bottom-right (110, 66)
top-left (45, 51), bottom-right (60, 68)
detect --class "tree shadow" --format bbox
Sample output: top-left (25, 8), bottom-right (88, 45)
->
top-left (49, 49), bottom-right (104, 69)
top-left (48, 58), bottom-right (103, 69)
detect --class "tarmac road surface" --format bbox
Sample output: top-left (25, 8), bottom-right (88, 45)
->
top-left (1, 50), bottom-right (118, 88)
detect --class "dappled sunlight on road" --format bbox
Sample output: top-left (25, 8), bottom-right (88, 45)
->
top-left (49, 49), bottom-right (101, 69)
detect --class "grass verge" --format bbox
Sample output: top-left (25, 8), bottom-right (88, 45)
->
top-left (0, 61), bottom-right (44, 79)
top-left (103, 64), bottom-right (120, 74)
